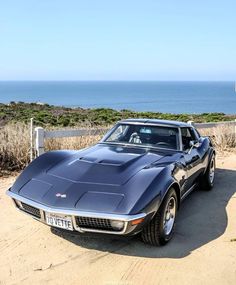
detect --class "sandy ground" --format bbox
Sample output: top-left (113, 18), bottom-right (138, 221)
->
top-left (0, 154), bottom-right (236, 285)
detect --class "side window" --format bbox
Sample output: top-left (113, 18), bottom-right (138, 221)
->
top-left (181, 127), bottom-right (197, 151)
top-left (189, 127), bottom-right (198, 141)
top-left (193, 128), bottom-right (201, 139)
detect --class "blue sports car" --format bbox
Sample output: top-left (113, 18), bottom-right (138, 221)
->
top-left (7, 119), bottom-right (215, 246)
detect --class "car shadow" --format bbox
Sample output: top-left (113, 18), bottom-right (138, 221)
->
top-left (51, 168), bottom-right (236, 258)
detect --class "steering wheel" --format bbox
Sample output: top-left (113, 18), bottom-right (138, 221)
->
top-left (155, 142), bottom-right (171, 147)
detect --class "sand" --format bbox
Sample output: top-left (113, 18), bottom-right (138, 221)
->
top-left (0, 154), bottom-right (236, 285)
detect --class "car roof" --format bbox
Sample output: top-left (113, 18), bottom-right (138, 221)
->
top-left (119, 118), bottom-right (191, 128)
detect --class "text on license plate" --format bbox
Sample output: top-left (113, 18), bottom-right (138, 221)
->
top-left (45, 213), bottom-right (73, 231)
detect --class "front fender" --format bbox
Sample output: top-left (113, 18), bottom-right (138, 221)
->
top-left (129, 164), bottom-right (179, 215)
top-left (10, 150), bottom-right (77, 194)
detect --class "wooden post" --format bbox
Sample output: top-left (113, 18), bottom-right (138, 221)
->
top-left (35, 127), bottom-right (45, 156)
top-left (235, 119), bottom-right (236, 143)
top-left (187, 120), bottom-right (195, 126)
top-left (30, 118), bottom-right (34, 162)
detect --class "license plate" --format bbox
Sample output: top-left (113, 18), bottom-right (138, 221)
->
top-left (45, 212), bottom-right (73, 231)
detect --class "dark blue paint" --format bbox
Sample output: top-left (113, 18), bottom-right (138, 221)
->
top-left (10, 121), bottom-right (214, 224)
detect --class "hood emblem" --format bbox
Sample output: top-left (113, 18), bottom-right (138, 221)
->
top-left (56, 193), bottom-right (67, 198)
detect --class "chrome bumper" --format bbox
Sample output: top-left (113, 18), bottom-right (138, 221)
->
top-left (7, 190), bottom-right (146, 235)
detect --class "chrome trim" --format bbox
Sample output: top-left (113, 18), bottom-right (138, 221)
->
top-left (15, 200), bottom-right (45, 222)
top-left (100, 122), bottom-right (182, 151)
top-left (178, 127), bottom-right (183, 151)
top-left (119, 121), bottom-right (184, 128)
top-left (181, 183), bottom-right (197, 200)
top-left (7, 190), bottom-right (146, 235)
top-left (13, 200), bottom-right (45, 223)
top-left (163, 196), bottom-right (176, 235)
top-left (72, 216), bottom-right (129, 235)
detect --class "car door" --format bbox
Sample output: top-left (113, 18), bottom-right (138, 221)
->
top-left (180, 127), bottom-right (202, 195)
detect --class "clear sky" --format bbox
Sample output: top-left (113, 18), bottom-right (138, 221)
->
top-left (0, 0), bottom-right (235, 81)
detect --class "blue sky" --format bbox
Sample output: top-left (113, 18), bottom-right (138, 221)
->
top-left (0, 0), bottom-right (235, 80)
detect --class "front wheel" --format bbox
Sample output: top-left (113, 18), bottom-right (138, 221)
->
top-left (141, 188), bottom-right (177, 246)
top-left (200, 154), bottom-right (215, 191)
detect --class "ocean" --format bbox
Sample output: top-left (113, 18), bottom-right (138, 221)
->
top-left (0, 81), bottom-right (235, 114)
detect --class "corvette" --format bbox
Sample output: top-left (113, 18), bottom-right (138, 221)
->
top-left (7, 119), bottom-right (215, 246)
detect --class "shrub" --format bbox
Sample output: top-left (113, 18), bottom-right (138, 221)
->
top-left (0, 121), bottom-right (235, 174)
top-left (0, 123), bottom-right (31, 171)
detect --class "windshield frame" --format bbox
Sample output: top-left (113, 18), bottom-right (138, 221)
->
top-left (100, 123), bottom-right (182, 151)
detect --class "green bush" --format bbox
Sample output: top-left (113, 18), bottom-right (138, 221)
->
top-left (0, 102), bottom-right (235, 128)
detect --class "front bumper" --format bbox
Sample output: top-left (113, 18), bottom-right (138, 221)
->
top-left (7, 190), bottom-right (147, 235)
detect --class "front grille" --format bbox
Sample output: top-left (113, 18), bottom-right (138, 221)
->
top-left (76, 216), bottom-right (115, 231)
top-left (20, 202), bottom-right (41, 219)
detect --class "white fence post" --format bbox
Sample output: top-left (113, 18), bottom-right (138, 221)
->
top-left (187, 120), bottom-right (195, 126)
top-left (30, 118), bottom-right (34, 162)
top-left (35, 127), bottom-right (45, 156)
top-left (235, 119), bottom-right (236, 142)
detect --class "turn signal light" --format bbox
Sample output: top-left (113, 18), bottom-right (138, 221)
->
top-left (131, 218), bottom-right (145, 226)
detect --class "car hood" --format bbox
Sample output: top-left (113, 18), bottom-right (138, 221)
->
top-left (46, 144), bottom-right (164, 185)
top-left (17, 144), bottom-right (176, 214)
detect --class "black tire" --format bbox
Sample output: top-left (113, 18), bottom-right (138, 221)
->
top-left (199, 154), bottom-right (215, 191)
top-left (141, 188), bottom-right (177, 246)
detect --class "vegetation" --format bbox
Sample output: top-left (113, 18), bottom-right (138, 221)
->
top-left (0, 123), bottom-right (105, 175)
top-left (0, 102), bottom-right (235, 175)
top-left (0, 102), bottom-right (235, 127)
top-left (0, 123), bottom-right (31, 174)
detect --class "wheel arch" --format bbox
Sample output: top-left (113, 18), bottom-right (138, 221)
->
top-left (203, 147), bottom-right (216, 175)
top-left (162, 181), bottom-right (181, 210)
top-left (169, 182), bottom-right (181, 209)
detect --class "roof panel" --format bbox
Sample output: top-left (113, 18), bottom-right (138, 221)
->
top-left (119, 118), bottom-right (190, 127)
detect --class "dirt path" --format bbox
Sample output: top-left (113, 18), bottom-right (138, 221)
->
top-left (0, 155), bottom-right (236, 285)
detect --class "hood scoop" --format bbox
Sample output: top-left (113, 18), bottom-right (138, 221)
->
top-left (79, 156), bottom-right (97, 163)
top-left (47, 144), bottom-right (163, 185)
top-left (80, 156), bottom-right (123, 166)
top-left (97, 159), bottom-right (123, 166)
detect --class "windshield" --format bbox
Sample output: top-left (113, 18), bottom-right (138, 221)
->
top-left (103, 124), bottom-right (179, 150)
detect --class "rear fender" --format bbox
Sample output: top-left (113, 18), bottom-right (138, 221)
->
top-left (203, 147), bottom-right (215, 175)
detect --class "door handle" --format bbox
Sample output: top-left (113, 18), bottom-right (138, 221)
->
top-left (191, 155), bottom-right (200, 163)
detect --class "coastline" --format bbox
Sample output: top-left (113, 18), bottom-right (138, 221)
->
top-left (1, 102), bottom-right (235, 128)
top-left (1, 81), bottom-right (236, 114)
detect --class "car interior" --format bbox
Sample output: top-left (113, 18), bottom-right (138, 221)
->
top-left (106, 124), bottom-right (179, 150)
top-left (181, 127), bottom-right (198, 151)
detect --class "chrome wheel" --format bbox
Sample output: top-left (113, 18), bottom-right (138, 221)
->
top-left (209, 157), bottom-right (215, 184)
top-left (163, 197), bottom-right (176, 235)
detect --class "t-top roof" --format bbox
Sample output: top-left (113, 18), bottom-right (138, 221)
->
top-left (119, 118), bottom-right (191, 127)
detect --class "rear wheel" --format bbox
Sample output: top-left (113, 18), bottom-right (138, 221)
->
top-left (200, 154), bottom-right (215, 191)
top-left (141, 188), bottom-right (177, 246)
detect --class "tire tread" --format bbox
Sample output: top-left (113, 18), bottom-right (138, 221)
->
top-left (141, 188), bottom-right (177, 246)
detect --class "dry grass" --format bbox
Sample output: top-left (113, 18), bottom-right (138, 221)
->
top-left (0, 123), bottom-right (235, 174)
top-left (0, 123), bottom-right (106, 173)
top-left (0, 123), bottom-right (31, 172)
top-left (199, 124), bottom-right (236, 151)
top-left (45, 134), bottom-right (104, 151)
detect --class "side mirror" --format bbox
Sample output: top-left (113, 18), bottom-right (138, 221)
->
top-left (188, 140), bottom-right (200, 154)
top-left (189, 140), bottom-right (200, 148)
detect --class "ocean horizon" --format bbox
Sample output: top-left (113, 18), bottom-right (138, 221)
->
top-left (0, 81), bottom-right (236, 114)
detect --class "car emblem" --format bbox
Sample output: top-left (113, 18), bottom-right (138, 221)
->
top-left (55, 193), bottom-right (67, 198)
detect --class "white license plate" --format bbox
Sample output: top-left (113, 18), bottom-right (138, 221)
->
top-left (45, 213), bottom-right (73, 231)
